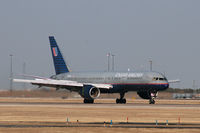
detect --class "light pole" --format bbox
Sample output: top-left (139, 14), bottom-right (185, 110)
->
top-left (192, 80), bottom-right (197, 94)
top-left (107, 53), bottom-right (110, 72)
top-left (111, 54), bottom-right (115, 72)
top-left (9, 54), bottom-right (13, 92)
top-left (149, 60), bottom-right (152, 71)
top-left (23, 62), bottom-right (26, 90)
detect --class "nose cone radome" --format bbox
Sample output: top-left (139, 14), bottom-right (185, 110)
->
top-left (164, 82), bottom-right (169, 88)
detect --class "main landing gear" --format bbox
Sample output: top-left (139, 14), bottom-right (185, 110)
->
top-left (149, 91), bottom-right (157, 104)
top-left (116, 93), bottom-right (126, 104)
top-left (84, 99), bottom-right (94, 103)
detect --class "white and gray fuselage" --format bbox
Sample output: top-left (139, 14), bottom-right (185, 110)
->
top-left (51, 71), bottom-right (169, 93)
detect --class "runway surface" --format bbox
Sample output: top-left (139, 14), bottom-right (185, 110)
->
top-left (0, 98), bottom-right (200, 109)
top-left (0, 121), bottom-right (200, 129)
top-left (0, 102), bottom-right (200, 109)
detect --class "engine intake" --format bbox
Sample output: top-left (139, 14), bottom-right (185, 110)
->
top-left (137, 91), bottom-right (151, 99)
top-left (137, 90), bottom-right (158, 99)
top-left (79, 85), bottom-right (100, 99)
top-left (89, 87), bottom-right (100, 99)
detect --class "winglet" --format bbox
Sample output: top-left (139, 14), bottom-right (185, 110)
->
top-left (49, 36), bottom-right (70, 75)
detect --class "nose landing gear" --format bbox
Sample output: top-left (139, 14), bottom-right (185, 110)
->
top-left (149, 91), bottom-right (158, 104)
top-left (149, 97), bottom-right (155, 104)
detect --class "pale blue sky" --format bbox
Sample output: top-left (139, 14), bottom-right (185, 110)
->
top-left (1, 0), bottom-right (200, 89)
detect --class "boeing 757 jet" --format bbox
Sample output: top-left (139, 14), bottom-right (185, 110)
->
top-left (14, 36), bottom-right (179, 104)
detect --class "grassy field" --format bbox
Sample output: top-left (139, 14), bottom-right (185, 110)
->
top-left (0, 98), bottom-right (200, 133)
top-left (0, 100), bottom-right (199, 123)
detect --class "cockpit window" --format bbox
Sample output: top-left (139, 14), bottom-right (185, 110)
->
top-left (153, 77), bottom-right (166, 81)
top-left (153, 77), bottom-right (157, 81)
top-left (159, 78), bottom-right (164, 80)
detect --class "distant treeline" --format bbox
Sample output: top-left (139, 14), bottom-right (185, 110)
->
top-left (166, 88), bottom-right (200, 93)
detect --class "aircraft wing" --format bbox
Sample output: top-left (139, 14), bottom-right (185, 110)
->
top-left (13, 78), bottom-right (113, 90)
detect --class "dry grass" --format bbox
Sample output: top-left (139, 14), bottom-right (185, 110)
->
top-left (0, 98), bottom-right (200, 133)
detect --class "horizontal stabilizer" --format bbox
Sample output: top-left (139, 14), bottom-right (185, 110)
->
top-left (168, 79), bottom-right (180, 83)
top-left (16, 74), bottom-right (50, 79)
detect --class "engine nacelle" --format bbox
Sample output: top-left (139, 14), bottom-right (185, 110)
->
top-left (79, 85), bottom-right (100, 100)
top-left (137, 91), bottom-right (151, 99)
top-left (137, 91), bottom-right (158, 99)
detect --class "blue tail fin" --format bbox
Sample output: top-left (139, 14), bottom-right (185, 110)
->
top-left (49, 36), bottom-right (70, 75)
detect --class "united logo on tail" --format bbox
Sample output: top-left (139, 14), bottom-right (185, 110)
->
top-left (52, 47), bottom-right (58, 56)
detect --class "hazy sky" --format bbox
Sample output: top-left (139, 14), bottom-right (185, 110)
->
top-left (1, 0), bottom-right (200, 89)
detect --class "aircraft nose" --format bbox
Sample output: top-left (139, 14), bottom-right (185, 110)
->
top-left (165, 82), bottom-right (169, 88)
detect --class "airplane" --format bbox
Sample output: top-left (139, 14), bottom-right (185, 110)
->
top-left (14, 36), bottom-right (179, 104)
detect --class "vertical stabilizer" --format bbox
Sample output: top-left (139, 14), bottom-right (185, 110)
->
top-left (49, 36), bottom-right (69, 75)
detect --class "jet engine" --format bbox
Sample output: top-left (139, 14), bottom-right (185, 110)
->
top-left (137, 91), bottom-right (151, 99)
top-left (79, 85), bottom-right (100, 100)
